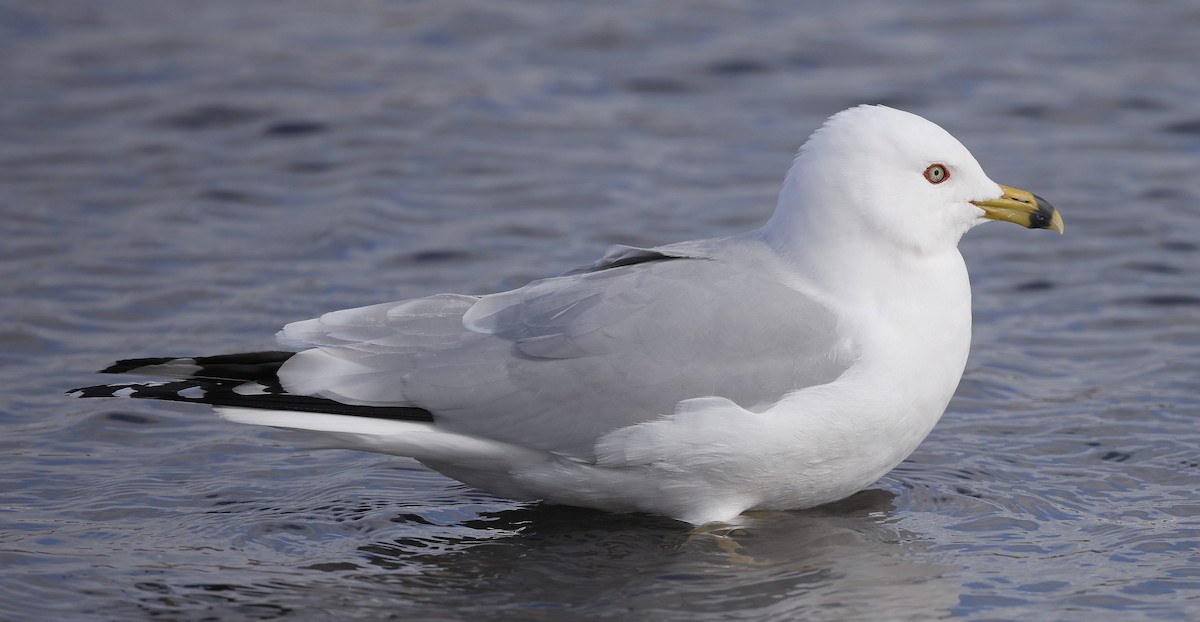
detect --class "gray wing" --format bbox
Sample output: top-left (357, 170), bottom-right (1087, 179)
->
top-left (277, 239), bottom-right (851, 459)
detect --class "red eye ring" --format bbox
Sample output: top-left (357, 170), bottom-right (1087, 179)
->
top-left (924, 163), bottom-right (949, 184)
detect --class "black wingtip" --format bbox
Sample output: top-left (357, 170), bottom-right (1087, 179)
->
top-left (67, 383), bottom-right (147, 398)
top-left (97, 351), bottom-right (297, 380)
top-left (99, 357), bottom-right (182, 374)
top-left (67, 378), bottom-right (436, 422)
top-left (76, 350), bottom-right (435, 423)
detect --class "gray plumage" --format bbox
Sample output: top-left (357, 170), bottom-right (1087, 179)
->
top-left (277, 233), bottom-right (850, 459)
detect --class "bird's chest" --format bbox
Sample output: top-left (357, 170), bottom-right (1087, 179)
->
top-left (848, 261), bottom-right (973, 414)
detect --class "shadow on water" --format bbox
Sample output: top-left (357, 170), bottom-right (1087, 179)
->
top-left (119, 489), bottom-right (957, 620)
top-left (316, 492), bottom-right (955, 619)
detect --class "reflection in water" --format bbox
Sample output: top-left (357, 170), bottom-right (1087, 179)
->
top-left (99, 489), bottom-right (958, 619)
top-left (334, 491), bottom-right (957, 619)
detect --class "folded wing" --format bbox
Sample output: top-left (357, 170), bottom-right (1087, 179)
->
top-left (277, 237), bottom-right (852, 459)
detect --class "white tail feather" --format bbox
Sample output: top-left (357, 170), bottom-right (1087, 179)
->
top-left (214, 407), bottom-right (557, 472)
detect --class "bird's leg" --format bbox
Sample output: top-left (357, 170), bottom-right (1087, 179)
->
top-left (674, 522), bottom-right (758, 564)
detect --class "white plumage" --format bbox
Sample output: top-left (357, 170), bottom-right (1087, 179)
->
top-left (79, 105), bottom-right (1062, 524)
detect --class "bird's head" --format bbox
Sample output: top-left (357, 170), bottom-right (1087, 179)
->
top-left (772, 105), bottom-right (1062, 255)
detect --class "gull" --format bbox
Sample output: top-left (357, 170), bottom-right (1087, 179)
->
top-left (70, 105), bottom-right (1063, 525)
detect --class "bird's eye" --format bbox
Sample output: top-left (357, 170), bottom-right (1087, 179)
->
top-left (924, 163), bottom-right (949, 184)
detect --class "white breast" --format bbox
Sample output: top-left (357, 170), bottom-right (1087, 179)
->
top-left (735, 248), bottom-right (973, 512)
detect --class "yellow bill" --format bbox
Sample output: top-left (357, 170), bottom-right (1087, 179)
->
top-left (972, 184), bottom-right (1064, 233)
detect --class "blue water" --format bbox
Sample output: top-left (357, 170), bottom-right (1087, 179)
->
top-left (3, 1), bottom-right (1200, 619)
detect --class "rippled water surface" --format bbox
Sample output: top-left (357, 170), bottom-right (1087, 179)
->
top-left (4, 1), bottom-right (1200, 619)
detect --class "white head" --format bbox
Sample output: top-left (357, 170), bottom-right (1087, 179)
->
top-left (768, 105), bottom-right (1060, 256)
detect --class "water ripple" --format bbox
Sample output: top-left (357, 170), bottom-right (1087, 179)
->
top-left (4, 1), bottom-right (1200, 620)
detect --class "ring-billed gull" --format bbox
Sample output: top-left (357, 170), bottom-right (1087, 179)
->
top-left (70, 105), bottom-right (1063, 525)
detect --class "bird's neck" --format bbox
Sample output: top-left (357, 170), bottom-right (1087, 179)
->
top-left (762, 217), bottom-right (901, 303)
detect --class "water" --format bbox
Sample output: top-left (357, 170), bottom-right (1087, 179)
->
top-left (3, 1), bottom-right (1199, 619)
